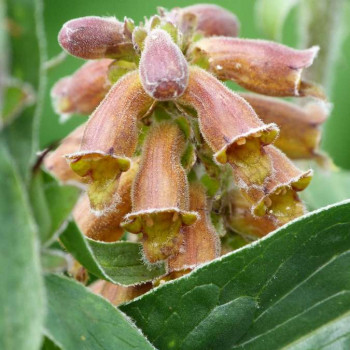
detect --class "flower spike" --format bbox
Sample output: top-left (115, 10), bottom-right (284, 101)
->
top-left (167, 183), bottom-right (220, 272)
top-left (139, 29), bottom-right (189, 100)
top-left (66, 71), bottom-right (153, 214)
top-left (178, 66), bottom-right (279, 188)
top-left (51, 59), bottom-right (113, 119)
top-left (73, 160), bottom-right (138, 242)
top-left (241, 93), bottom-right (329, 161)
top-left (58, 16), bottom-right (135, 59)
top-left (122, 122), bottom-right (198, 263)
top-left (165, 4), bottom-right (240, 38)
top-left (190, 38), bottom-right (325, 98)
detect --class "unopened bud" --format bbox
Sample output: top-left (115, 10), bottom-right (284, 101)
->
top-left (190, 37), bottom-right (325, 98)
top-left (122, 122), bottom-right (198, 263)
top-left (139, 29), bottom-right (189, 100)
top-left (58, 16), bottom-right (134, 59)
top-left (167, 183), bottom-right (220, 272)
top-left (73, 160), bottom-right (138, 242)
top-left (168, 4), bottom-right (240, 37)
top-left (51, 59), bottom-right (113, 118)
top-left (66, 71), bottom-right (153, 214)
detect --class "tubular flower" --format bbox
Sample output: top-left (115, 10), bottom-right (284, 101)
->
top-left (51, 59), bottom-right (113, 119)
top-left (73, 160), bottom-right (138, 242)
top-left (50, 3), bottom-right (328, 271)
top-left (43, 123), bottom-right (86, 186)
top-left (90, 280), bottom-right (152, 306)
top-left (167, 183), bottom-right (220, 273)
top-left (240, 93), bottom-right (329, 162)
top-left (66, 71), bottom-right (153, 214)
top-left (189, 37), bottom-right (325, 98)
top-left (122, 122), bottom-right (198, 263)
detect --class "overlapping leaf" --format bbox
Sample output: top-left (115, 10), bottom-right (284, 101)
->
top-left (44, 274), bottom-right (154, 350)
top-left (60, 222), bottom-right (165, 285)
top-left (121, 200), bottom-right (350, 350)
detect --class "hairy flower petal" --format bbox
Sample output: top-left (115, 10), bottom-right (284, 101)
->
top-left (139, 29), bottom-right (189, 100)
top-left (122, 122), bottom-right (198, 263)
top-left (244, 145), bottom-right (311, 220)
top-left (167, 4), bottom-right (239, 37)
top-left (90, 280), bottom-right (152, 306)
top-left (73, 161), bottom-right (138, 242)
top-left (44, 123), bottom-right (86, 186)
top-left (51, 59), bottom-right (113, 118)
top-left (190, 37), bottom-right (325, 98)
top-left (178, 66), bottom-right (279, 188)
top-left (242, 93), bottom-right (329, 161)
top-left (66, 71), bottom-right (153, 214)
top-left (225, 189), bottom-right (286, 237)
top-left (167, 183), bottom-right (220, 272)
top-left (58, 16), bottom-right (135, 59)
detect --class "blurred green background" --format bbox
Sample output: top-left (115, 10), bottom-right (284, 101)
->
top-left (41, 0), bottom-right (350, 168)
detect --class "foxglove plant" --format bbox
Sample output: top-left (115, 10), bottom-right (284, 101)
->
top-left (47, 4), bottom-right (328, 302)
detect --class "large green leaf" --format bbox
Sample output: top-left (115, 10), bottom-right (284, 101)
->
top-left (121, 200), bottom-right (350, 350)
top-left (44, 274), bottom-right (154, 350)
top-left (0, 142), bottom-right (45, 350)
top-left (60, 222), bottom-right (165, 285)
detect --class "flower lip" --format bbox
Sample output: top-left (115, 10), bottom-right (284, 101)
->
top-left (214, 123), bottom-right (279, 165)
top-left (121, 207), bottom-right (199, 232)
top-left (139, 29), bottom-right (189, 101)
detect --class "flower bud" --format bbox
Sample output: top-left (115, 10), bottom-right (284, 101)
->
top-left (66, 71), bottom-right (153, 214)
top-left (167, 4), bottom-right (240, 37)
top-left (51, 59), bottom-right (113, 118)
top-left (241, 93), bottom-right (329, 161)
top-left (73, 160), bottom-right (138, 242)
top-left (58, 16), bottom-right (134, 59)
top-left (121, 122), bottom-right (198, 263)
top-left (167, 183), bottom-right (220, 272)
top-left (90, 280), bottom-right (152, 306)
top-left (244, 146), bottom-right (311, 221)
top-left (139, 29), bottom-right (189, 100)
top-left (178, 66), bottom-right (279, 190)
top-left (44, 123), bottom-right (86, 186)
top-left (190, 37), bottom-right (325, 98)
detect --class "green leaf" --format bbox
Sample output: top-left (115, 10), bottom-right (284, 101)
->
top-left (302, 168), bottom-right (350, 210)
top-left (60, 222), bottom-right (165, 285)
top-left (121, 200), bottom-right (350, 350)
top-left (255, 0), bottom-right (300, 41)
top-left (44, 274), bottom-right (154, 350)
top-left (4, 0), bottom-right (46, 182)
top-left (0, 142), bottom-right (45, 350)
top-left (41, 249), bottom-right (70, 273)
top-left (30, 172), bottom-right (80, 244)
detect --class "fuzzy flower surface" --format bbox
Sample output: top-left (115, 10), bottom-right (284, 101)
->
top-left (48, 4), bottom-right (329, 286)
